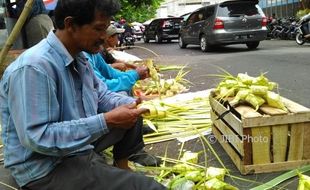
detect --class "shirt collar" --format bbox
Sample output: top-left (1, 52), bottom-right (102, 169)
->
top-left (46, 30), bottom-right (90, 67)
top-left (46, 30), bottom-right (85, 66)
top-left (46, 30), bottom-right (75, 67)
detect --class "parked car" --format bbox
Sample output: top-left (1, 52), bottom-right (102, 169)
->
top-left (0, 16), bottom-right (5, 29)
top-left (178, 0), bottom-right (268, 51)
top-left (143, 17), bottom-right (183, 43)
top-left (132, 23), bottom-right (143, 41)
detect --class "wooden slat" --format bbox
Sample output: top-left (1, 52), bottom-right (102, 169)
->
top-left (211, 111), bottom-right (244, 156)
top-left (282, 97), bottom-right (310, 113)
top-left (303, 123), bottom-right (310, 159)
top-left (244, 160), bottom-right (310, 174)
top-left (209, 95), bottom-right (243, 135)
top-left (242, 112), bottom-right (310, 128)
top-left (272, 125), bottom-right (288, 162)
top-left (288, 123), bottom-right (304, 160)
top-left (260, 105), bottom-right (288, 115)
top-left (243, 128), bottom-right (253, 165)
top-left (235, 105), bottom-right (262, 118)
top-left (252, 127), bottom-right (271, 164)
top-left (212, 125), bottom-right (244, 173)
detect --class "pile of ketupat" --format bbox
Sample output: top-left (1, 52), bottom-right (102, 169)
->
top-left (133, 150), bottom-right (238, 190)
top-left (213, 72), bottom-right (287, 111)
top-left (133, 59), bottom-right (191, 98)
top-left (167, 152), bottom-right (237, 190)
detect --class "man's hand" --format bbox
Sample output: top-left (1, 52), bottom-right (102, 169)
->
top-left (104, 103), bottom-right (148, 129)
top-left (111, 62), bottom-right (127, 71)
top-left (135, 65), bottom-right (149, 80)
top-left (124, 62), bottom-right (137, 70)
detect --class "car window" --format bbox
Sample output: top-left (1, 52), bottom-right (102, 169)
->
top-left (148, 20), bottom-right (158, 30)
top-left (205, 6), bottom-right (215, 18)
top-left (217, 2), bottom-right (260, 17)
top-left (198, 11), bottom-right (204, 21)
top-left (182, 14), bottom-right (190, 21)
top-left (187, 12), bottom-right (199, 25)
top-left (162, 19), bottom-right (182, 28)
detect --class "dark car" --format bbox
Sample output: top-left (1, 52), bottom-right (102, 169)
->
top-left (178, 0), bottom-right (268, 51)
top-left (0, 16), bottom-right (5, 29)
top-left (143, 17), bottom-right (183, 43)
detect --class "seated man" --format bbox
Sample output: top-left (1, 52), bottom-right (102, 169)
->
top-left (101, 24), bottom-right (141, 71)
top-left (84, 52), bottom-right (161, 166)
top-left (84, 52), bottom-right (147, 95)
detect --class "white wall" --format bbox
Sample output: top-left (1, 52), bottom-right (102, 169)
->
top-left (156, 0), bottom-right (219, 18)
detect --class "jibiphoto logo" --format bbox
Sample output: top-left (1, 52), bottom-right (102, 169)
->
top-left (207, 134), bottom-right (268, 144)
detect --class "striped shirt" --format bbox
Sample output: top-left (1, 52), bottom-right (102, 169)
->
top-left (0, 31), bottom-right (134, 187)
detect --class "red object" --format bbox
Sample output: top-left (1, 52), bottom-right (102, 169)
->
top-left (213, 18), bottom-right (224, 30)
top-left (261, 17), bottom-right (268, 27)
top-left (43, 0), bottom-right (57, 10)
top-left (43, 0), bottom-right (54, 3)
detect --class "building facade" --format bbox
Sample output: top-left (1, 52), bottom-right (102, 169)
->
top-left (157, 0), bottom-right (302, 18)
top-left (259, 0), bottom-right (302, 18)
top-left (156, 0), bottom-right (215, 17)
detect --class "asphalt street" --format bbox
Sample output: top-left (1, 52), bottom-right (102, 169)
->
top-left (126, 39), bottom-right (310, 190)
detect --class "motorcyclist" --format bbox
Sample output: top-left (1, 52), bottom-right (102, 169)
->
top-left (119, 18), bottom-right (134, 46)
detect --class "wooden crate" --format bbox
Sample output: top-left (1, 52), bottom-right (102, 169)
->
top-left (209, 91), bottom-right (310, 174)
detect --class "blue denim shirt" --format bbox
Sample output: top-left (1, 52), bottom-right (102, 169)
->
top-left (83, 52), bottom-right (139, 93)
top-left (0, 31), bottom-right (134, 187)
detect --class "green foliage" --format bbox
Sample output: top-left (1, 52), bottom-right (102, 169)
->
top-left (296, 9), bottom-right (310, 18)
top-left (117, 0), bottom-right (164, 23)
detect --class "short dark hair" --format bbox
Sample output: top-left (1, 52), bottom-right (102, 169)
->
top-left (54, 0), bottom-right (121, 29)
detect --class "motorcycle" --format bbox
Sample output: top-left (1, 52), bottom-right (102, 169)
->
top-left (295, 13), bottom-right (310, 45)
top-left (119, 32), bottom-right (135, 48)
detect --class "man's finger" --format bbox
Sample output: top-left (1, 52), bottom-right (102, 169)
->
top-left (126, 102), bottom-right (137, 109)
top-left (135, 98), bottom-right (142, 105)
top-left (136, 108), bottom-right (149, 115)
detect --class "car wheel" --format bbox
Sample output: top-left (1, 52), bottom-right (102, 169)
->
top-left (295, 32), bottom-right (305, 45)
top-left (246, 41), bottom-right (260, 50)
top-left (143, 35), bottom-right (149, 43)
top-left (155, 34), bottom-right (162, 43)
top-left (178, 36), bottom-right (187, 49)
top-left (200, 35), bottom-right (209, 52)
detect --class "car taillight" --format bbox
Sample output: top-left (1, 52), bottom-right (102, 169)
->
top-left (261, 17), bottom-right (267, 27)
top-left (213, 18), bottom-right (224, 30)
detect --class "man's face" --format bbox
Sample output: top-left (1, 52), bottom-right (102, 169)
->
top-left (107, 34), bottom-right (119, 48)
top-left (71, 12), bottom-right (110, 54)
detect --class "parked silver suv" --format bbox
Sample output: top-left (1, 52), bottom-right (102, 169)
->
top-left (179, 0), bottom-right (268, 52)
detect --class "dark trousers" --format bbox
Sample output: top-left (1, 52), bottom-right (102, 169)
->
top-left (92, 116), bottom-right (144, 160)
top-left (22, 118), bottom-right (166, 190)
top-left (23, 151), bottom-right (166, 190)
